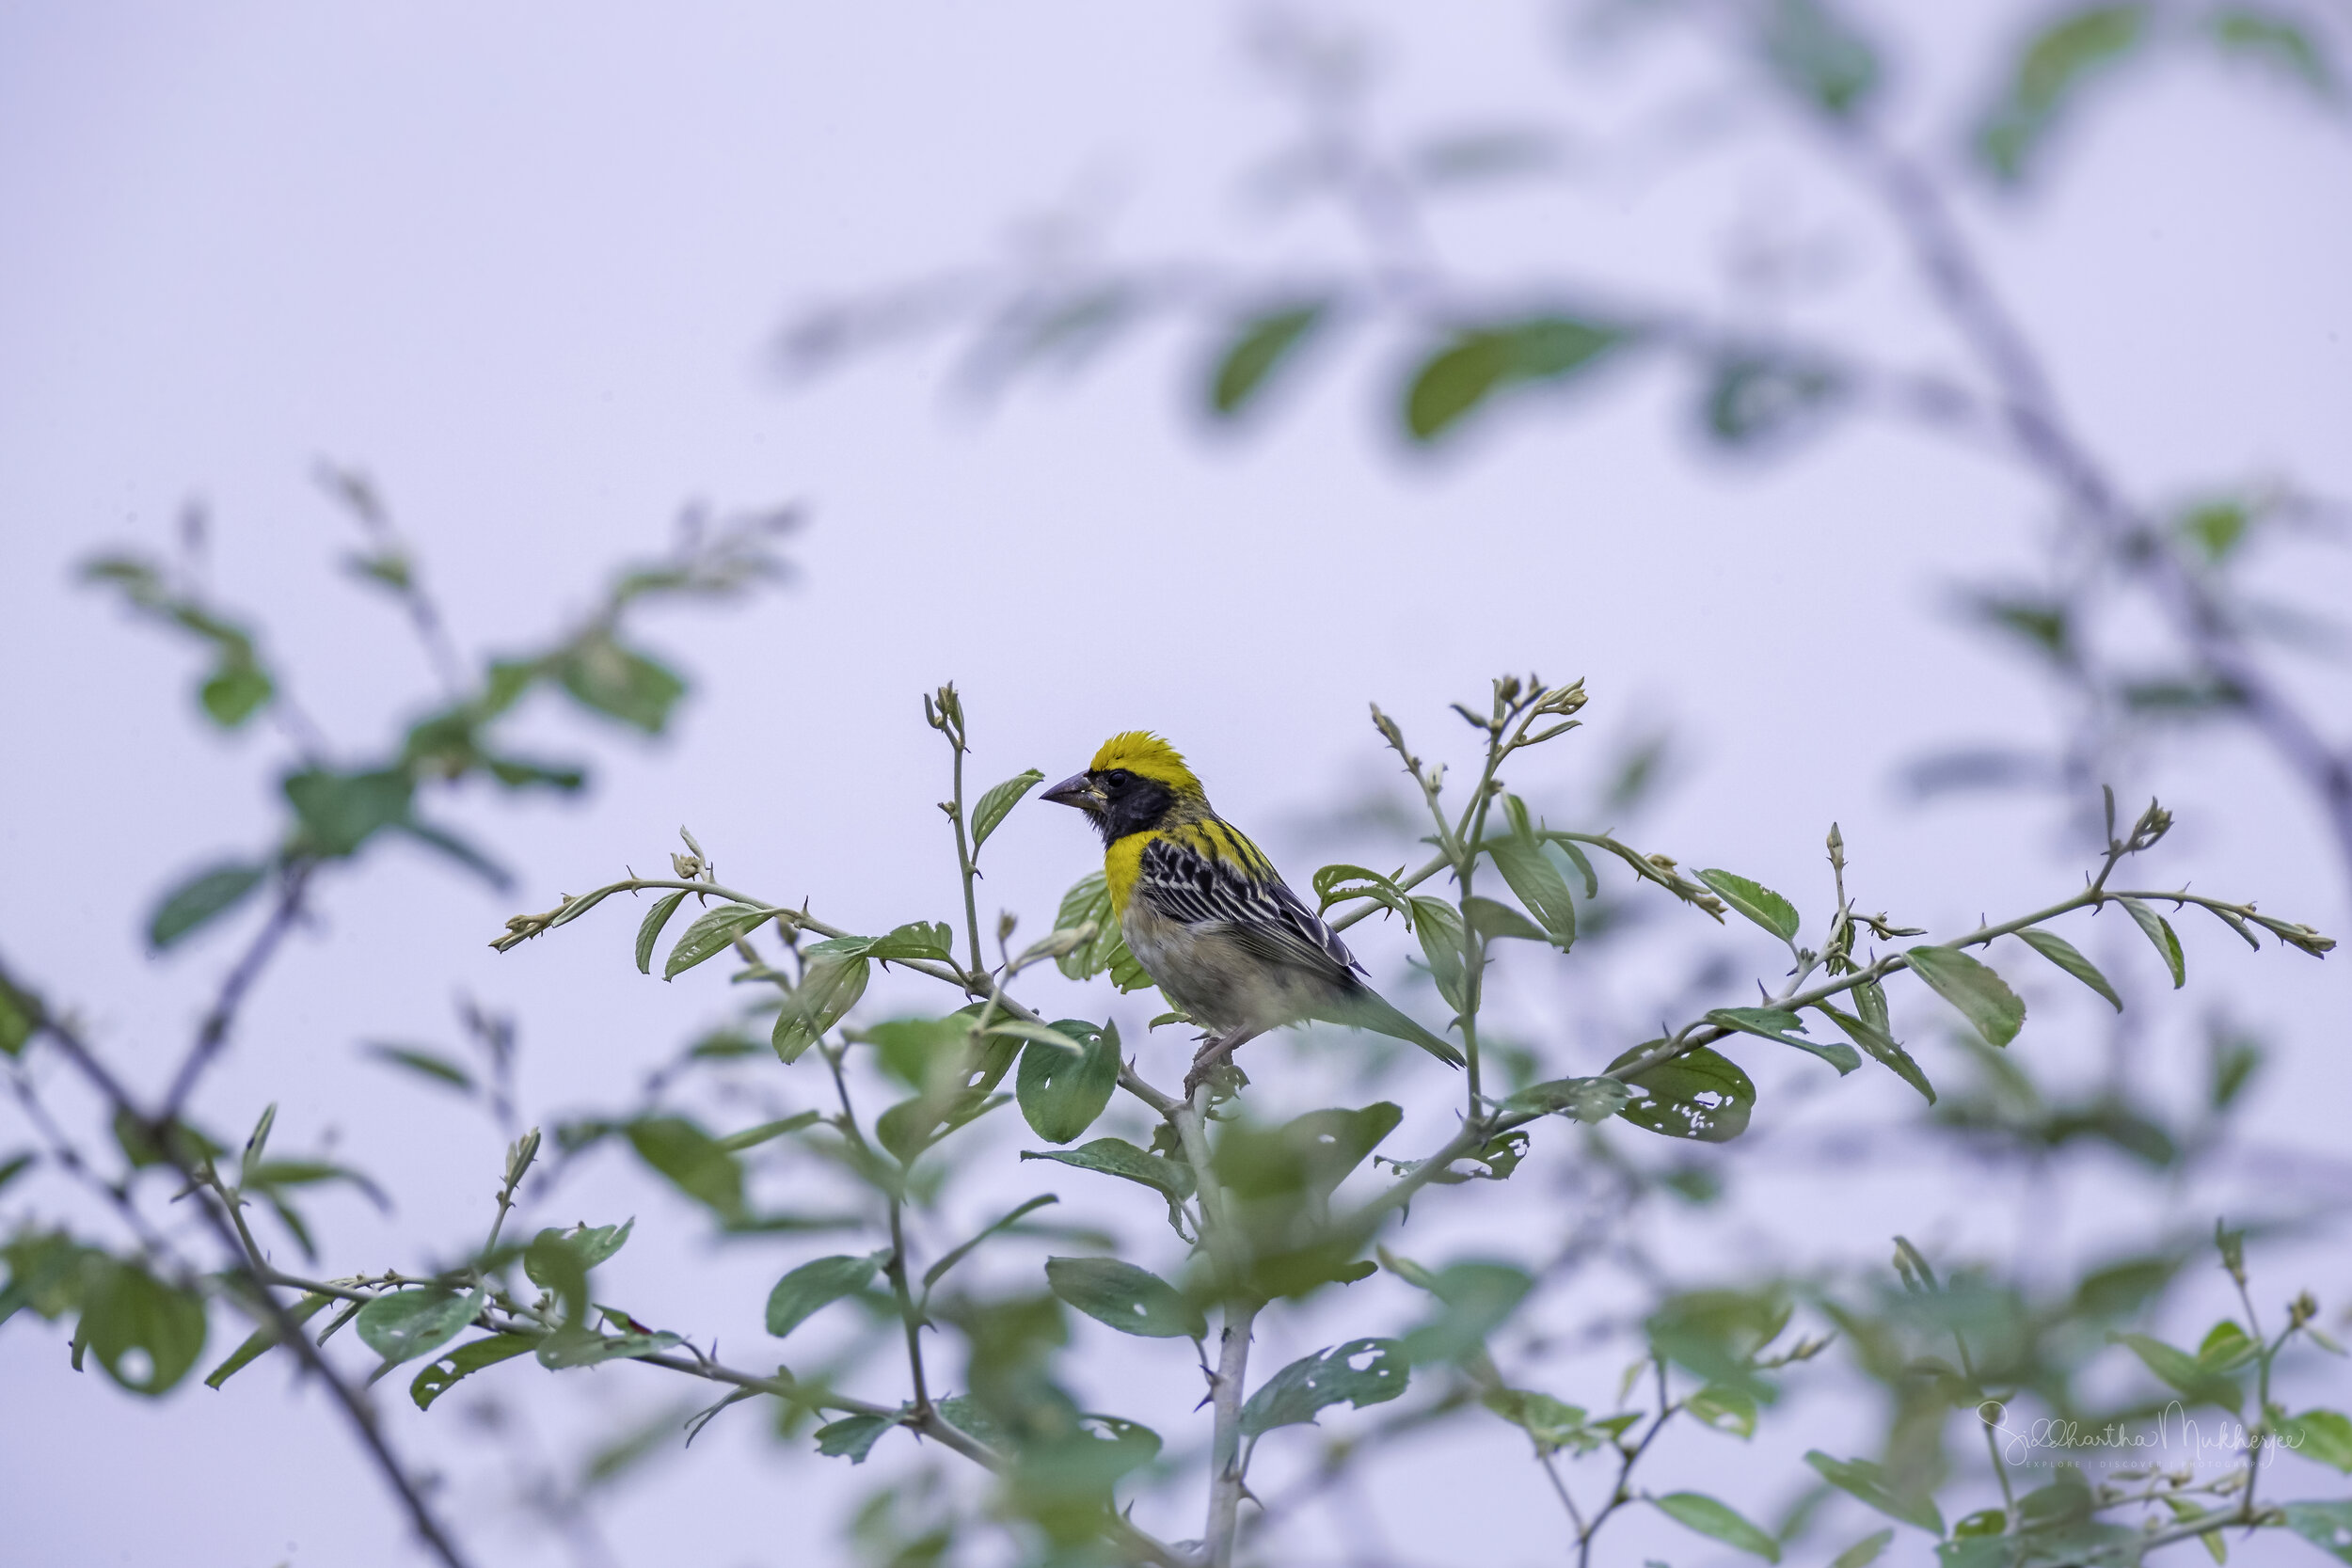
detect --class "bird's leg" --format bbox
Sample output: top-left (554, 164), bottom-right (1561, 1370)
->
top-left (1184, 1027), bottom-right (1263, 1099)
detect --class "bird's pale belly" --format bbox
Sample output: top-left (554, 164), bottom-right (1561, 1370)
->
top-left (1120, 900), bottom-right (1320, 1036)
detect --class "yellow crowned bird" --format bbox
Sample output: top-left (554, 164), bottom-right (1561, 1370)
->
top-left (1043, 732), bottom-right (1464, 1092)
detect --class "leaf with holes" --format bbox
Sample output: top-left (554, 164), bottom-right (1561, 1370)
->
top-left (1241, 1338), bottom-right (1408, 1437)
top-left (2016, 927), bottom-right (2123, 1010)
top-left (2117, 897), bottom-right (2186, 989)
top-left (1609, 1044), bottom-right (1756, 1142)
top-left (1904, 946), bottom-right (2026, 1046)
top-left (1044, 1256), bottom-right (1204, 1340)
top-left (1502, 1076), bottom-right (1632, 1123)
top-left (77, 1259), bottom-right (209, 1396)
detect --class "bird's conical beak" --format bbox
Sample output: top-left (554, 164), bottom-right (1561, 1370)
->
top-left (1042, 771), bottom-right (1105, 816)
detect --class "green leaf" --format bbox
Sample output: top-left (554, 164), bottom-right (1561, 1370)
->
top-left (78, 1258), bottom-right (209, 1395)
top-left (1832, 1528), bottom-right (1895, 1568)
top-left (524, 1220), bottom-right (634, 1286)
top-left (1052, 871), bottom-right (1122, 981)
top-left (1410, 896), bottom-right (1470, 1013)
top-left (361, 1043), bottom-right (475, 1093)
top-left (923, 1195), bottom-right (1060, 1292)
top-left (1015, 1020), bottom-right (1121, 1145)
top-left (1976, 4), bottom-right (2153, 183)
top-left (663, 903), bottom-right (775, 980)
top-left (537, 1325), bottom-right (684, 1369)
top-left (556, 632), bottom-right (686, 734)
top-left (2197, 1318), bottom-right (2259, 1372)
top-left (2286, 1410), bottom-right (2352, 1473)
top-left (1812, 1002), bottom-right (1936, 1103)
top-left (1703, 351), bottom-right (1846, 447)
top-left (1502, 1076), bottom-right (1632, 1123)
top-left (766, 1252), bottom-right (884, 1338)
top-left (0, 972), bottom-right (39, 1058)
top-left (875, 1087), bottom-right (1006, 1163)
top-left (1461, 895), bottom-right (1548, 945)
top-left (148, 862), bottom-right (266, 950)
top-left (1686, 1383), bottom-right (1759, 1438)
top-left (1044, 1256), bottom-right (1204, 1339)
top-left (1020, 1138), bottom-right (1195, 1236)
top-left (2110, 1331), bottom-right (2242, 1412)
top-left (283, 768), bottom-right (414, 858)
top-left (815, 1413), bottom-right (895, 1463)
top-left (1215, 1103), bottom-right (1402, 1203)
top-left (0, 1152), bottom-right (32, 1196)
top-left (1655, 1492), bottom-right (1782, 1562)
top-left (203, 1292), bottom-right (331, 1388)
top-left (1240, 1338), bottom-right (1407, 1436)
top-left (1648, 1289), bottom-right (1791, 1393)
top-left (1485, 832), bottom-right (1577, 947)
top-left (1904, 946), bottom-right (2026, 1046)
top-left (863, 921), bottom-right (958, 964)
top-left (772, 955), bottom-right (868, 1062)
top-left (634, 891), bottom-right (688, 974)
top-left (1757, 0), bottom-right (1878, 119)
top-left (2016, 927), bottom-right (2124, 1011)
top-left (1697, 869), bottom-right (1801, 942)
top-left (1400, 1261), bottom-right (1534, 1366)
top-left (1482, 1388), bottom-right (1609, 1455)
top-left (1804, 1451), bottom-right (1945, 1533)
top-left (626, 1117), bottom-right (743, 1219)
top-left (970, 768), bottom-right (1045, 850)
top-left (199, 658), bottom-right (274, 728)
top-left (2117, 897), bottom-right (2186, 988)
top-left (1404, 315), bottom-right (1636, 442)
top-left (1608, 1043), bottom-right (1756, 1142)
top-left (409, 1332), bottom-right (537, 1410)
top-left (2285, 1501), bottom-right (2352, 1563)
top-left (1210, 301), bottom-right (1327, 416)
top-left (1315, 863), bottom-right (1416, 925)
top-left (716, 1113), bottom-right (821, 1153)
top-left (2207, 8), bottom-right (2338, 98)
top-left (1707, 1007), bottom-right (1860, 1075)
top-left (357, 1286), bottom-right (485, 1370)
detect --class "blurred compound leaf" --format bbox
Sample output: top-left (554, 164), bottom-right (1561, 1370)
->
top-left (626, 1117), bottom-right (744, 1221)
top-left (1686, 1382), bottom-right (1761, 1439)
top-left (1703, 351), bottom-right (1847, 449)
top-left (1698, 868), bottom-right (1801, 943)
top-left (1214, 1103), bottom-right (1401, 1204)
top-left (1756, 0), bottom-right (1880, 119)
top-left (282, 768), bottom-right (413, 859)
top-left (1397, 1259), bottom-right (1534, 1366)
top-left (80, 552), bottom-right (277, 731)
top-left (1014, 1021), bottom-right (1121, 1145)
top-left (1649, 1289), bottom-right (1791, 1396)
top-left (767, 1251), bottom-right (887, 1338)
top-left (2015, 927), bottom-right (2124, 1010)
top-left (361, 1043), bottom-right (475, 1094)
top-left (410, 1333), bottom-right (538, 1411)
top-left (1655, 1491), bottom-right (1783, 1563)
top-left (1609, 1043), bottom-right (1756, 1142)
top-left (77, 1258), bottom-right (209, 1396)
top-left (1240, 1338), bottom-right (1408, 1437)
top-left (1482, 1388), bottom-right (1618, 1456)
top-left (2117, 897), bottom-right (2186, 988)
top-left (1976, 4), bottom-right (2153, 183)
top-left (1043, 1256), bottom-right (1204, 1340)
top-left (970, 768), bottom-right (1045, 851)
top-left (2108, 1331), bottom-right (2243, 1412)
top-left (1404, 315), bottom-right (1637, 442)
top-left (2284, 1501), bottom-right (2352, 1563)
top-left (1905, 946), bottom-right (2026, 1046)
top-left (922, 1195), bottom-right (1060, 1292)
top-left (524, 1219), bottom-right (634, 1287)
top-left (357, 1286), bottom-right (485, 1370)
top-left (1832, 1528), bottom-right (1895, 1568)
top-left (1209, 300), bottom-right (1328, 418)
top-left (2205, 7), bottom-right (2338, 98)
top-left (555, 631), bottom-right (686, 734)
top-left (1805, 1450), bottom-right (1945, 1533)
top-left (2286, 1410), bottom-right (2352, 1473)
top-left (147, 862), bottom-right (266, 951)
top-left (1708, 1007), bottom-right (1861, 1075)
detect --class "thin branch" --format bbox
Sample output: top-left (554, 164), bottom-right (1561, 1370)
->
top-left (161, 860), bottom-right (317, 1121)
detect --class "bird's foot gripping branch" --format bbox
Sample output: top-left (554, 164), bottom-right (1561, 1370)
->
top-left (473, 676), bottom-right (2334, 1568)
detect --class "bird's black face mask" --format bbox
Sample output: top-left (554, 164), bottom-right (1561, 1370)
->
top-left (1043, 767), bottom-right (1176, 845)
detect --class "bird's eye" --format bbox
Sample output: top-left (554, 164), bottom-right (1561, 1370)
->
top-left (1104, 769), bottom-right (1133, 786)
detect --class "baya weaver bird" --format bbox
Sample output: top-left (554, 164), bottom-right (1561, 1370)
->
top-left (1044, 732), bottom-right (1464, 1091)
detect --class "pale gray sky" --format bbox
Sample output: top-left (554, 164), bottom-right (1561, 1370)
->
top-left (3, 4), bottom-right (2346, 1565)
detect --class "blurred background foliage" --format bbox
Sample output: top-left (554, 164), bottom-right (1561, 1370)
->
top-left (4, 3), bottom-right (2350, 1567)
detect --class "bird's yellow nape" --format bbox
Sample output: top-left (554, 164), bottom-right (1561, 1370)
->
top-left (1089, 731), bottom-right (1202, 796)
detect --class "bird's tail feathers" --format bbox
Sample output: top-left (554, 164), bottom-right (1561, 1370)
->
top-left (1314, 988), bottom-right (1466, 1069)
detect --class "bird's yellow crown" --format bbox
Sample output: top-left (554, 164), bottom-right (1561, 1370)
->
top-left (1089, 731), bottom-right (1203, 797)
